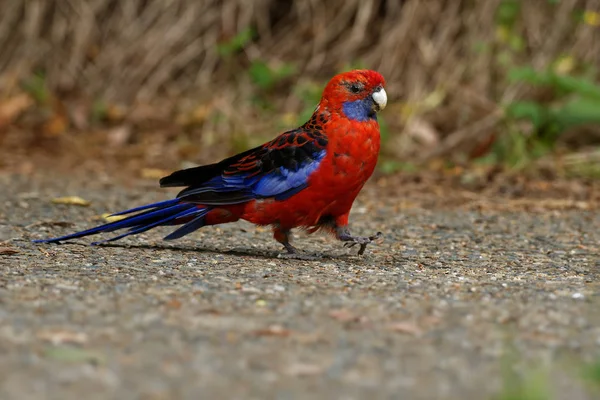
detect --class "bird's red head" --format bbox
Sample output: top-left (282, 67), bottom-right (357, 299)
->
top-left (319, 70), bottom-right (387, 122)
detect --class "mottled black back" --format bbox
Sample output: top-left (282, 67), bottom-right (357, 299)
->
top-left (160, 116), bottom-right (329, 191)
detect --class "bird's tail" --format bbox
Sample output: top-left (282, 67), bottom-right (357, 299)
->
top-left (34, 199), bottom-right (211, 245)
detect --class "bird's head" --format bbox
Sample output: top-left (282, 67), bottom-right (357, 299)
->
top-left (319, 70), bottom-right (387, 122)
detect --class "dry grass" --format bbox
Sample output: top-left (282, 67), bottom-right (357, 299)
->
top-left (0, 0), bottom-right (599, 168)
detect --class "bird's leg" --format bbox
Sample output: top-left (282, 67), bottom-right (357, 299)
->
top-left (282, 241), bottom-right (298, 255)
top-left (273, 227), bottom-right (321, 260)
top-left (336, 225), bottom-right (382, 256)
top-left (273, 227), bottom-right (296, 254)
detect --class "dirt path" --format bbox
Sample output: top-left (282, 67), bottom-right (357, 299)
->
top-left (1, 172), bottom-right (599, 400)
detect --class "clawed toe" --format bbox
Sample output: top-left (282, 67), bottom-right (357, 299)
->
top-left (341, 232), bottom-right (383, 255)
top-left (370, 232), bottom-right (383, 242)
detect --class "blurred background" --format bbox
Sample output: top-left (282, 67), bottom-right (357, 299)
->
top-left (1, 0), bottom-right (599, 181)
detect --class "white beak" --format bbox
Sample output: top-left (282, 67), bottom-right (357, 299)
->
top-left (372, 88), bottom-right (387, 110)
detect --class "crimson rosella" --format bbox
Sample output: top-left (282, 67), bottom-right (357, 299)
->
top-left (35, 70), bottom-right (387, 256)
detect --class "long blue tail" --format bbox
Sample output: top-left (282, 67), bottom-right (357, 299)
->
top-left (34, 199), bottom-right (210, 245)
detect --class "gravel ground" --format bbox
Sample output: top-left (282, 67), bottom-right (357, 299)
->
top-left (0, 172), bottom-right (599, 400)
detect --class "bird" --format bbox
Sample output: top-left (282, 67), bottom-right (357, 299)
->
top-left (34, 69), bottom-right (387, 257)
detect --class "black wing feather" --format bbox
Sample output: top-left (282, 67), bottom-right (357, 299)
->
top-left (159, 146), bottom-right (260, 188)
top-left (158, 125), bottom-right (329, 206)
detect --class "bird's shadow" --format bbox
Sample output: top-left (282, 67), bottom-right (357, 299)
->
top-left (88, 241), bottom-right (354, 261)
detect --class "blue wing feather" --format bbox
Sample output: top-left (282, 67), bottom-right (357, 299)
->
top-left (34, 200), bottom-right (209, 244)
top-left (175, 127), bottom-right (328, 204)
top-left (163, 210), bottom-right (210, 240)
top-left (252, 149), bottom-right (326, 198)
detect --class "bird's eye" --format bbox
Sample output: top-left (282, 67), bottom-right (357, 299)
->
top-left (349, 84), bottom-right (361, 94)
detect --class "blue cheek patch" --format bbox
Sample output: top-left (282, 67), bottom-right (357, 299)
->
top-left (342, 98), bottom-right (376, 122)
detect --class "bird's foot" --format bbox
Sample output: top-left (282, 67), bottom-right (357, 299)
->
top-left (340, 231), bottom-right (383, 255)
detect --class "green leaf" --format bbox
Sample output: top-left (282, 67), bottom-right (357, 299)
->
top-left (217, 28), bottom-right (255, 57)
top-left (248, 61), bottom-right (274, 89)
top-left (496, 0), bottom-right (521, 27)
top-left (551, 74), bottom-right (600, 100)
top-left (551, 97), bottom-right (600, 128)
top-left (583, 359), bottom-right (600, 387)
top-left (508, 67), bottom-right (550, 85)
top-left (248, 61), bottom-right (297, 90)
top-left (506, 101), bottom-right (548, 129)
top-left (508, 67), bottom-right (600, 99)
top-left (21, 71), bottom-right (49, 104)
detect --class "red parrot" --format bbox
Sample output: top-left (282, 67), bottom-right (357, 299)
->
top-left (35, 70), bottom-right (387, 257)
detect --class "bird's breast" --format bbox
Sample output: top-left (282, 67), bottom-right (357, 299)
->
top-left (241, 121), bottom-right (380, 229)
top-left (319, 120), bottom-right (380, 189)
